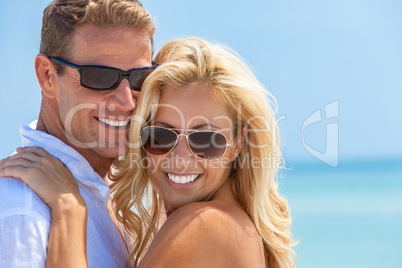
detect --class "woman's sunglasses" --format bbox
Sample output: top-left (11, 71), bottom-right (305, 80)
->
top-left (140, 126), bottom-right (231, 160)
top-left (49, 56), bottom-right (158, 91)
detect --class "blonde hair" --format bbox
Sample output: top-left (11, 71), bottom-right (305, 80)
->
top-left (110, 38), bottom-right (297, 267)
top-left (40, 0), bottom-right (155, 74)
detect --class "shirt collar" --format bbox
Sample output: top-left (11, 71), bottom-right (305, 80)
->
top-left (19, 121), bottom-right (110, 203)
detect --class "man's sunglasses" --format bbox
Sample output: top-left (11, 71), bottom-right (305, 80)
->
top-left (49, 56), bottom-right (158, 91)
top-left (140, 126), bottom-right (231, 160)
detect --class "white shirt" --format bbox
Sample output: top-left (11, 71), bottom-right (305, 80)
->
top-left (0, 121), bottom-right (129, 267)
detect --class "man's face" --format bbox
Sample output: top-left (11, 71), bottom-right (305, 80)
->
top-left (55, 24), bottom-right (153, 158)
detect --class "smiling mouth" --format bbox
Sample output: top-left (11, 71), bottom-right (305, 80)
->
top-left (97, 117), bottom-right (131, 127)
top-left (167, 173), bottom-right (201, 184)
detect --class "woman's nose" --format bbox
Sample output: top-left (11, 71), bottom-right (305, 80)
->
top-left (170, 135), bottom-right (194, 159)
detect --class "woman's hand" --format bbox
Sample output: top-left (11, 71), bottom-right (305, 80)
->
top-left (0, 146), bottom-right (85, 214)
top-left (0, 146), bottom-right (88, 268)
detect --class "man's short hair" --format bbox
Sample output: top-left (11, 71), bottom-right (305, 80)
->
top-left (40, 0), bottom-right (156, 74)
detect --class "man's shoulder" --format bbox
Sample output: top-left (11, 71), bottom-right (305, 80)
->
top-left (0, 177), bottom-right (51, 221)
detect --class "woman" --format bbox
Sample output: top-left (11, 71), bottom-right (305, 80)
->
top-left (0, 38), bottom-right (296, 267)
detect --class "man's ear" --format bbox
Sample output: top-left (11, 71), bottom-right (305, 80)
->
top-left (230, 125), bottom-right (248, 161)
top-left (35, 54), bottom-right (59, 99)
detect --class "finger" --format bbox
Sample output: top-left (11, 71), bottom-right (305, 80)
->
top-left (0, 157), bottom-right (38, 170)
top-left (16, 147), bottom-right (67, 169)
top-left (16, 146), bottom-right (54, 158)
top-left (0, 156), bottom-right (10, 164)
top-left (0, 147), bottom-right (48, 164)
top-left (0, 154), bottom-right (16, 164)
top-left (0, 152), bottom-right (46, 168)
top-left (0, 166), bottom-right (29, 180)
top-left (0, 163), bottom-right (55, 189)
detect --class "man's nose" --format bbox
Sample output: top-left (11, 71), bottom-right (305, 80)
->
top-left (108, 78), bottom-right (138, 112)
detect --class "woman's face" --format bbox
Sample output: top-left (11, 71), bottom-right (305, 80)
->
top-left (145, 83), bottom-right (242, 214)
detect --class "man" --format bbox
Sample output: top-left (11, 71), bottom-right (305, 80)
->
top-left (0, 0), bottom-right (156, 266)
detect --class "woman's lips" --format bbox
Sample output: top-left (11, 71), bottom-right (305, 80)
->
top-left (165, 172), bottom-right (202, 184)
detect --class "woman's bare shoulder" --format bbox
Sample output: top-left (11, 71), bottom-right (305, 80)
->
top-left (139, 202), bottom-right (265, 268)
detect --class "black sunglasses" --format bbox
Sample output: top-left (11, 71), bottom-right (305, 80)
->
top-left (140, 126), bottom-right (231, 160)
top-left (49, 56), bottom-right (158, 91)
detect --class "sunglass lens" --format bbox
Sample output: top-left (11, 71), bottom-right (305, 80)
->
top-left (129, 68), bottom-right (156, 91)
top-left (188, 132), bottom-right (227, 159)
top-left (141, 127), bottom-right (177, 155)
top-left (81, 67), bottom-right (120, 90)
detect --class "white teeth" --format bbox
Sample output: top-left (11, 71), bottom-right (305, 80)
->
top-left (98, 117), bottom-right (130, 127)
top-left (167, 173), bottom-right (199, 184)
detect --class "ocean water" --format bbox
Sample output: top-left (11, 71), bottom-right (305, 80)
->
top-left (280, 159), bottom-right (402, 268)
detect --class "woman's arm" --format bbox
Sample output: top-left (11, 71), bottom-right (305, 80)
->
top-left (0, 147), bottom-right (88, 268)
top-left (46, 193), bottom-right (88, 267)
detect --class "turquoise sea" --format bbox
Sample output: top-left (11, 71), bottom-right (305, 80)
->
top-left (281, 159), bottom-right (402, 268)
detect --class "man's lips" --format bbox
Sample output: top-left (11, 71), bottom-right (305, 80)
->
top-left (96, 117), bottom-right (131, 127)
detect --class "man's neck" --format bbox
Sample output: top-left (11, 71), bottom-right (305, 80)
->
top-left (36, 111), bottom-right (113, 179)
top-left (74, 148), bottom-right (114, 179)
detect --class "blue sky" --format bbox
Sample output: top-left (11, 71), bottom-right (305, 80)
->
top-left (1, 0), bottom-right (401, 163)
